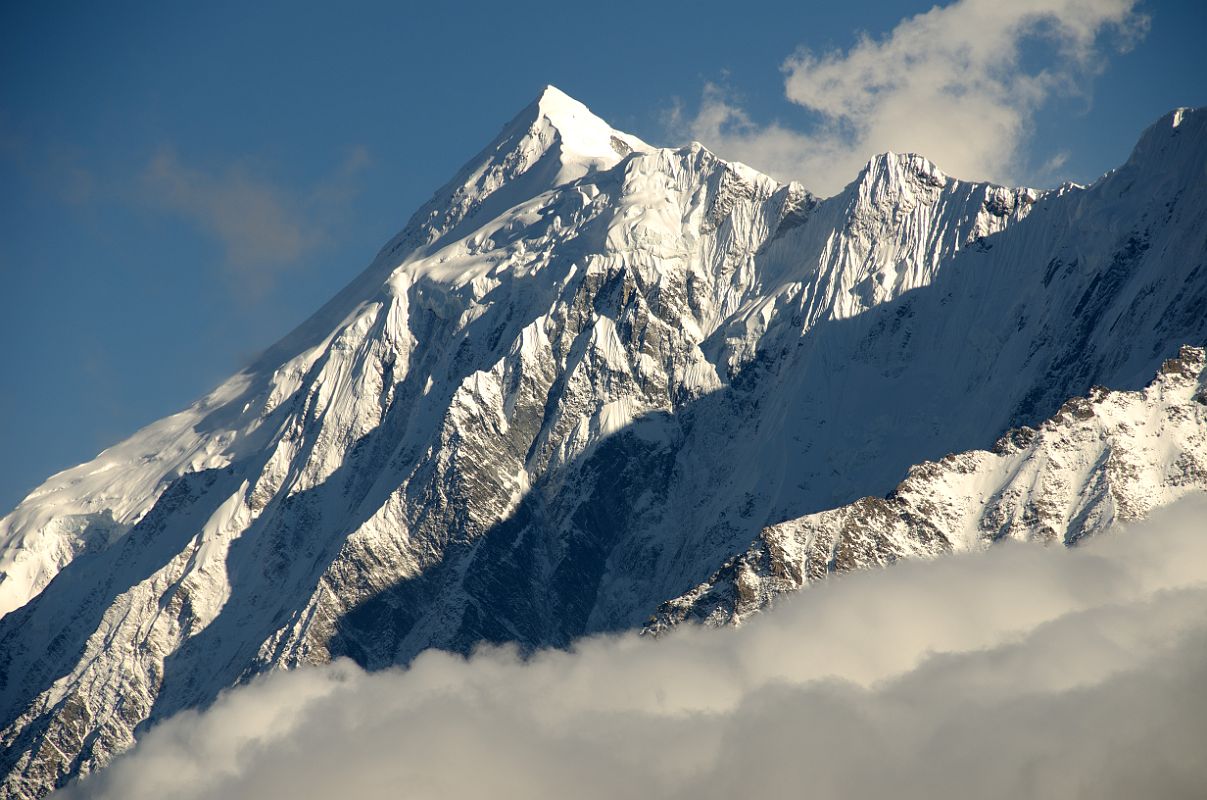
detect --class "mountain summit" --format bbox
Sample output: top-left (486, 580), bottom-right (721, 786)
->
top-left (522, 84), bottom-right (652, 164)
top-left (1, 92), bottom-right (1205, 798)
top-left (391, 85), bottom-right (651, 254)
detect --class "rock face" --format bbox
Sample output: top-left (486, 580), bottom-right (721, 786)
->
top-left (0, 88), bottom-right (1205, 797)
top-left (650, 346), bottom-right (1207, 629)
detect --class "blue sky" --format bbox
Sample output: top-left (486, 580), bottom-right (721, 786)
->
top-left (1, 0), bottom-right (1204, 512)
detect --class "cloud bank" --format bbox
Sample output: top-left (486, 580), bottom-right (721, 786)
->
top-left (61, 495), bottom-right (1207, 800)
top-left (679, 0), bottom-right (1146, 194)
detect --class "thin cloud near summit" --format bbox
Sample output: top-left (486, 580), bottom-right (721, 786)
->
top-left (141, 145), bottom-right (372, 296)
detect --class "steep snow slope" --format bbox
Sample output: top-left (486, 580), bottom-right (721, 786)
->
top-left (0, 91), bottom-right (1205, 798)
top-left (651, 346), bottom-right (1207, 629)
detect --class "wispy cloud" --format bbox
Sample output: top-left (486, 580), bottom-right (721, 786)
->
top-left (1, 112), bottom-right (371, 294)
top-left (141, 146), bottom-right (371, 294)
top-left (674, 0), bottom-right (1147, 194)
top-left (0, 116), bottom-right (98, 207)
top-left (63, 494), bottom-right (1207, 800)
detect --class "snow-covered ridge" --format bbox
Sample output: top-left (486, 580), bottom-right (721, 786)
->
top-left (0, 90), bottom-right (1205, 799)
top-left (649, 345), bottom-right (1207, 630)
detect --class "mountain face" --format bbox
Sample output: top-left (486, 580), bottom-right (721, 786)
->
top-left (0, 87), bottom-right (1204, 797)
top-left (650, 345), bottom-right (1207, 630)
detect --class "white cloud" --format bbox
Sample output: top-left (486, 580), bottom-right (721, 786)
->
top-left (677, 0), bottom-right (1146, 194)
top-left (60, 494), bottom-right (1207, 800)
top-left (142, 146), bottom-right (371, 293)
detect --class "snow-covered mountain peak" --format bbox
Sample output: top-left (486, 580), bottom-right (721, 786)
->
top-left (858, 150), bottom-right (950, 191)
top-left (526, 84), bottom-right (651, 163)
top-left (1118, 105), bottom-right (1205, 180)
top-left (1158, 105), bottom-right (1198, 133)
top-left (845, 148), bottom-right (1038, 226)
top-left (491, 83), bottom-right (653, 185)
top-left (845, 148), bottom-right (1040, 213)
top-left (1, 99), bottom-right (1205, 800)
top-left (379, 86), bottom-right (652, 257)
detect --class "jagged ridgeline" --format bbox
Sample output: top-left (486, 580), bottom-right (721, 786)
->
top-left (1, 89), bottom-right (1205, 798)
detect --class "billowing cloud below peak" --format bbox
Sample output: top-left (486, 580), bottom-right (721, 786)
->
top-left (61, 495), bottom-right (1207, 800)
